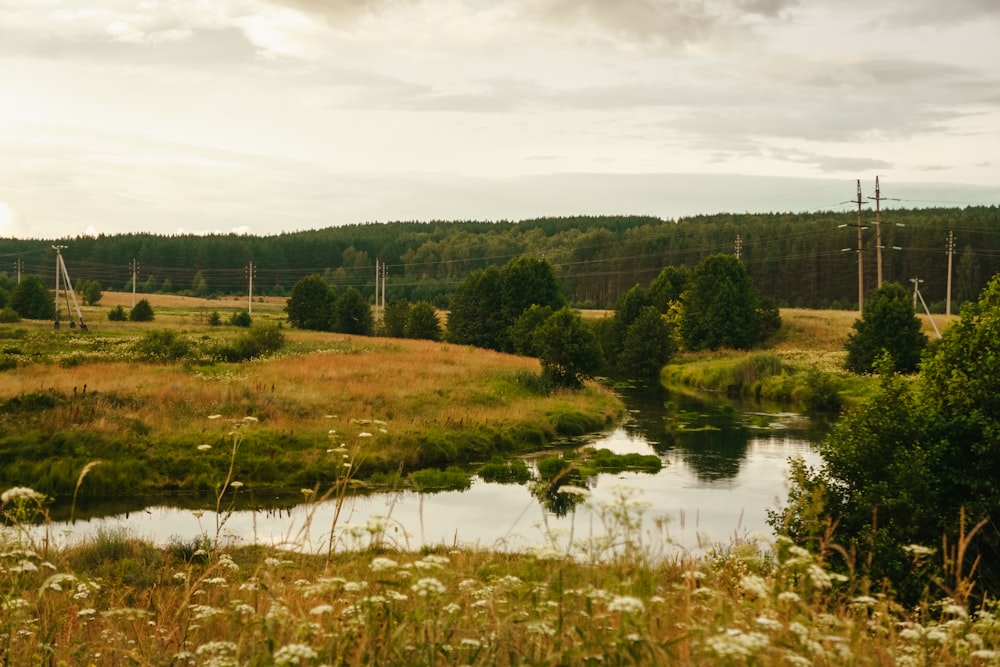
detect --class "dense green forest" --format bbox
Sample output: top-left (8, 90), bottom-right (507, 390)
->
top-left (1, 207), bottom-right (998, 310)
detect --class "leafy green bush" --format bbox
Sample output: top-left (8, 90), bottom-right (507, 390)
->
top-left (214, 324), bottom-right (285, 362)
top-left (108, 305), bottom-right (128, 321)
top-left (0, 306), bottom-right (21, 323)
top-left (135, 330), bottom-right (191, 361)
top-left (586, 448), bottom-right (662, 473)
top-left (229, 310), bottom-right (252, 327)
top-left (130, 299), bottom-right (155, 322)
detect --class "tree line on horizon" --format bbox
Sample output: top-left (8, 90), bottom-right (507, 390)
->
top-left (0, 207), bottom-right (997, 311)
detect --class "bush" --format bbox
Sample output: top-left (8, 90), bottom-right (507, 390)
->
top-left (207, 311), bottom-right (222, 326)
top-left (108, 305), bottom-right (128, 321)
top-left (0, 307), bottom-right (21, 323)
top-left (214, 325), bottom-right (285, 362)
top-left (844, 282), bottom-right (926, 374)
top-left (130, 299), bottom-right (155, 322)
top-left (135, 330), bottom-right (190, 361)
top-left (409, 467), bottom-right (472, 492)
top-left (229, 310), bottom-right (252, 327)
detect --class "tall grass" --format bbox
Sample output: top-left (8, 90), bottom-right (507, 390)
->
top-left (2, 481), bottom-right (998, 666)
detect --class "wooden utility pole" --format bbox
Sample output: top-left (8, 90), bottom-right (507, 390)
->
top-left (54, 245), bottom-right (65, 329)
top-left (246, 261), bottom-right (255, 315)
top-left (946, 231), bottom-right (955, 317)
top-left (734, 234), bottom-right (742, 261)
top-left (867, 176), bottom-right (900, 288)
top-left (130, 258), bottom-right (138, 307)
top-left (854, 180), bottom-right (864, 312)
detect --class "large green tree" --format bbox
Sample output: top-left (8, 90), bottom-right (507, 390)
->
top-left (500, 256), bottom-right (566, 328)
top-left (679, 254), bottom-right (761, 351)
top-left (9, 275), bottom-right (54, 320)
top-left (333, 287), bottom-right (373, 336)
top-left (446, 266), bottom-right (506, 350)
top-left (533, 307), bottom-right (603, 389)
top-left (404, 301), bottom-right (442, 341)
top-left (286, 274), bottom-right (336, 331)
top-left (844, 282), bottom-right (926, 374)
top-left (619, 305), bottom-right (675, 380)
top-left (776, 275), bottom-right (1000, 600)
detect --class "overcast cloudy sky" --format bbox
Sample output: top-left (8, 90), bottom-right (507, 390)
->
top-left (1, 0), bottom-right (998, 238)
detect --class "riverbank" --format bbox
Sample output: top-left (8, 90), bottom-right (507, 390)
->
top-left (660, 307), bottom-right (951, 411)
top-left (0, 321), bottom-right (622, 500)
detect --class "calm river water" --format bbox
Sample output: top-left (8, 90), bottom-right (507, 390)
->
top-left (46, 387), bottom-right (827, 555)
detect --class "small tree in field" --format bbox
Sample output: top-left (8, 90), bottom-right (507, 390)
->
top-left (844, 281), bottom-right (926, 374)
top-left (404, 301), bottom-right (442, 341)
top-left (286, 274), bottom-right (336, 331)
top-left (533, 307), bottom-right (603, 389)
top-left (9, 275), bottom-right (54, 320)
top-left (130, 298), bottom-right (155, 322)
top-left (334, 287), bottom-right (373, 336)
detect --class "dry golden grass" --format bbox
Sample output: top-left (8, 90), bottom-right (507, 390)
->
top-left (0, 332), bottom-right (618, 446)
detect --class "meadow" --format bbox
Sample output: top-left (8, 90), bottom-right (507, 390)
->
top-left (0, 294), bottom-right (621, 503)
top-left (4, 298), bottom-right (988, 666)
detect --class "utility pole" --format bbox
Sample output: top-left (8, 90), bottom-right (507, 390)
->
top-left (867, 176), bottom-right (899, 288)
top-left (946, 231), bottom-right (955, 317)
top-left (910, 277), bottom-right (941, 339)
top-left (380, 260), bottom-right (387, 323)
top-left (855, 180), bottom-right (864, 312)
top-left (246, 261), bottom-right (255, 315)
top-left (130, 258), bottom-right (138, 307)
top-left (14, 258), bottom-right (22, 284)
top-left (734, 234), bottom-right (742, 261)
top-left (53, 245), bottom-right (66, 329)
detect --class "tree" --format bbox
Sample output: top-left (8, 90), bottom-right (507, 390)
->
top-left (508, 304), bottom-right (554, 357)
top-left (607, 285), bottom-right (652, 365)
top-left (77, 279), bottom-right (103, 306)
top-left (286, 274), bottom-right (336, 331)
top-left (191, 271), bottom-right (209, 297)
top-left (333, 287), bottom-right (373, 336)
top-left (648, 265), bottom-right (689, 312)
top-left (130, 298), bottom-right (155, 322)
top-left (9, 275), bottom-right (54, 320)
top-left (619, 306), bottom-right (675, 380)
top-left (383, 300), bottom-right (410, 338)
top-left (404, 301), bottom-right (442, 341)
top-left (533, 307), bottom-right (604, 389)
top-left (776, 276), bottom-right (1000, 599)
top-left (446, 266), bottom-right (505, 350)
top-left (500, 256), bottom-right (566, 330)
top-left (844, 281), bottom-right (926, 374)
top-left (680, 254), bottom-right (761, 351)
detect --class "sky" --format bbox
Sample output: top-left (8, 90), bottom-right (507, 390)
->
top-left (1, 0), bottom-right (998, 239)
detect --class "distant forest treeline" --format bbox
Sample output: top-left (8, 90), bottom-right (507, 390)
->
top-left (2, 207), bottom-right (998, 311)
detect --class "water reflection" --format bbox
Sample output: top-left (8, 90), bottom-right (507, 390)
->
top-left (40, 388), bottom-right (825, 553)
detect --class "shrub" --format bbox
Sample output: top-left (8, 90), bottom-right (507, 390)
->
top-left (207, 310), bottom-right (222, 326)
top-left (229, 310), bottom-right (252, 327)
top-left (0, 306), bottom-right (21, 323)
top-left (108, 305), bottom-right (128, 321)
top-left (135, 330), bottom-right (190, 361)
top-left (130, 299), bottom-right (155, 322)
top-left (215, 324), bottom-right (285, 362)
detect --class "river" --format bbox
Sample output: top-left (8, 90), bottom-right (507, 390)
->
top-left (42, 387), bottom-right (827, 556)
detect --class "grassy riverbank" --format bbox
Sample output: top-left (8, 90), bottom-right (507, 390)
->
top-left (661, 308), bottom-right (953, 411)
top-left (2, 488), bottom-right (994, 666)
top-left (0, 303), bottom-right (621, 500)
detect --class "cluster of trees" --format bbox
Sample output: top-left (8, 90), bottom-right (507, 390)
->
top-left (776, 275), bottom-right (1000, 600)
top-left (3, 206), bottom-right (998, 311)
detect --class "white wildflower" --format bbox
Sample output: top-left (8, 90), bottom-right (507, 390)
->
top-left (738, 575), bottom-right (770, 598)
top-left (412, 577), bottom-right (446, 597)
top-left (197, 444), bottom-right (212, 451)
top-left (608, 595), bottom-right (645, 615)
top-left (370, 557), bottom-right (399, 572)
top-left (273, 643), bottom-right (318, 666)
top-left (1, 487), bottom-right (45, 504)
top-left (309, 604), bottom-right (334, 616)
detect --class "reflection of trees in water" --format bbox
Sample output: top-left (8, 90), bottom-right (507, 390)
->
top-left (617, 385), bottom-right (768, 483)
